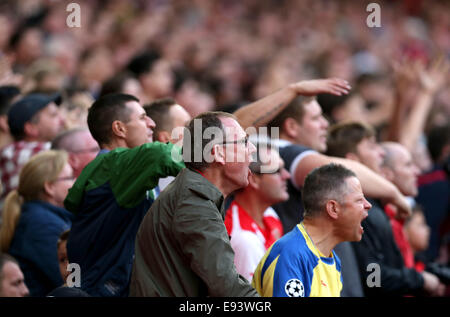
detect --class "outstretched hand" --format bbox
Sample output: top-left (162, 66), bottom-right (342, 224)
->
top-left (392, 54), bottom-right (449, 95)
top-left (289, 78), bottom-right (351, 97)
top-left (418, 54), bottom-right (449, 94)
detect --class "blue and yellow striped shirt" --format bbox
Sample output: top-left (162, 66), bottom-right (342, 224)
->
top-left (252, 223), bottom-right (343, 297)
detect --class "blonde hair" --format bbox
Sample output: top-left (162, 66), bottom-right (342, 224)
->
top-left (0, 150), bottom-right (68, 252)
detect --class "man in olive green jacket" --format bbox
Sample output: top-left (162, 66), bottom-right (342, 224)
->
top-left (130, 111), bottom-right (259, 296)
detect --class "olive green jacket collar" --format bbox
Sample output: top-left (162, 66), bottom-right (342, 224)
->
top-left (182, 168), bottom-right (225, 217)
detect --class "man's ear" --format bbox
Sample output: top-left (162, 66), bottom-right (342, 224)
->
top-left (0, 116), bottom-right (9, 133)
top-left (380, 166), bottom-right (394, 181)
top-left (283, 118), bottom-right (300, 139)
top-left (157, 131), bottom-right (171, 143)
top-left (212, 144), bottom-right (226, 165)
top-left (68, 153), bottom-right (78, 170)
top-left (23, 121), bottom-right (39, 139)
top-left (247, 172), bottom-right (260, 190)
top-left (111, 120), bottom-right (126, 139)
top-left (325, 200), bottom-right (340, 220)
top-left (440, 144), bottom-right (450, 163)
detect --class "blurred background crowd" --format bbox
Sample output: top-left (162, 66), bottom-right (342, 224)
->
top-left (0, 0), bottom-right (448, 131)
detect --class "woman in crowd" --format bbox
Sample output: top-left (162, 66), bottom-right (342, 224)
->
top-left (0, 150), bottom-right (75, 296)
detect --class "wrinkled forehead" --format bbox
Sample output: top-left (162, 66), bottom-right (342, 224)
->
top-left (3, 261), bottom-right (23, 280)
top-left (305, 99), bottom-right (321, 112)
top-left (345, 176), bottom-right (363, 194)
top-left (125, 101), bottom-right (145, 116)
top-left (220, 116), bottom-right (246, 140)
top-left (385, 144), bottom-right (412, 166)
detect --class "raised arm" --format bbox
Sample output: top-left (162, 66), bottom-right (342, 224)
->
top-left (294, 153), bottom-right (411, 218)
top-left (399, 56), bottom-right (449, 151)
top-left (234, 78), bottom-right (351, 130)
top-left (387, 56), bottom-right (449, 151)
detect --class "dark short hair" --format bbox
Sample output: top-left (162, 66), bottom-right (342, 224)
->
top-left (57, 230), bottom-right (70, 248)
top-left (326, 121), bottom-right (375, 158)
top-left (182, 111), bottom-right (236, 171)
top-left (9, 25), bottom-right (40, 50)
top-left (316, 92), bottom-right (354, 124)
top-left (87, 93), bottom-right (139, 146)
top-left (127, 51), bottom-right (161, 78)
top-left (267, 96), bottom-right (314, 135)
top-left (0, 86), bottom-right (21, 116)
top-left (99, 71), bottom-right (136, 97)
top-left (427, 123), bottom-right (450, 163)
top-left (144, 98), bottom-right (178, 139)
top-left (302, 163), bottom-right (357, 218)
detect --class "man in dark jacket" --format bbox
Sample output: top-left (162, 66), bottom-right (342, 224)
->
top-left (64, 94), bottom-right (184, 297)
top-left (130, 111), bottom-right (259, 296)
top-left (326, 123), bottom-right (443, 296)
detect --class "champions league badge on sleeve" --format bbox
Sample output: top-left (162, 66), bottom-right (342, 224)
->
top-left (285, 279), bottom-right (305, 297)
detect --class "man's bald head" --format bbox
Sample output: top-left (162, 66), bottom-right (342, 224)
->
top-left (381, 142), bottom-right (420, 197)
top-left (51, 128), bottom-right (99, 177)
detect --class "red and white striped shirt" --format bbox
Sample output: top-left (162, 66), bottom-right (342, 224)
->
top-left (0, 141), bottom-right (50, 202)
top-left (225, 201), bottom-right (283, 281)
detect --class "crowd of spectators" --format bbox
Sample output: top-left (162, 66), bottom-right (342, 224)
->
top-left (0, 0), bottom-right (448, 124)
top-left (0, 0), bottom-right (449, 297)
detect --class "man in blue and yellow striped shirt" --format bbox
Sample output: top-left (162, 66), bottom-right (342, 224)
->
top-left (252, 163), bottom-right (372, 297)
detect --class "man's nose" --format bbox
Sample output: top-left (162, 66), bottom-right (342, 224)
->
top-left (281, 168), bottom-right (290, 180)
top-left (21, 284), bottom-right (30, 297)
top-left (321, 116), bottom-right (329, 129)
top-left (364, 198), bottom-right (372, 210)
top-left (413, 165), bottom-right (421, 177)
top-left (147, 116), bottom-right (156, 129)
top-left (58, 113), bottom-right (66, 127)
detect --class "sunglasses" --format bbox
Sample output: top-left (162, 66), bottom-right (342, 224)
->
top-left (54, 176), bottom-right (75, 182)
top-left (252, 167), bottom-right (283, 175)
top-left (218, 135), bottom-right (249, 147)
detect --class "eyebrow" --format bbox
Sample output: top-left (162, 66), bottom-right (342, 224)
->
top-left (225, 133), bottom-right (248, 141)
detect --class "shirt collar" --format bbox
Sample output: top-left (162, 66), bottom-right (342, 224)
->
top-left (184, 168), bottom-right (224, 212)
top-left (96, 149), bottom-right (110, 157)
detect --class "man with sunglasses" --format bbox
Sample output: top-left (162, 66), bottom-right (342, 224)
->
top-left (225, 143), bottom-right (289, 282)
